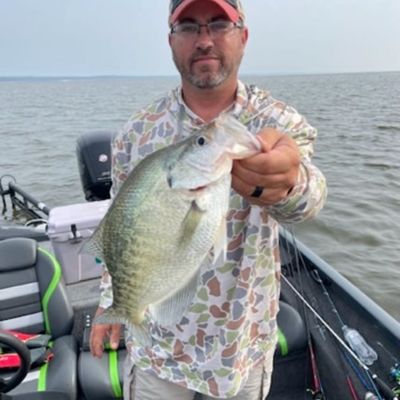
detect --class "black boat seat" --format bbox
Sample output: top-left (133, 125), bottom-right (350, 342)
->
top-left (1, 392), bottom-right (70, 400)
top-left (78, 303), bottom-right (307, 399)
top-left (276, 301), bottom-right (307, 357)
top-left (0, 238), bottom-right (77, 400)
top-left (0, 225), bottom-right (48, 243)
top-left (78, 347), bottom-right (126, 400)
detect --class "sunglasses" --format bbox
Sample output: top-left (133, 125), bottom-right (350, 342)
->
top-left (170, 0), bottom-right (239, 14)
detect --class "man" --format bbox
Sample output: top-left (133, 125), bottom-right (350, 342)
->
top-left (90, 0), bottom-right (327, 399)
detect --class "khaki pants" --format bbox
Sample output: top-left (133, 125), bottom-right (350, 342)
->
top-left (123, 358), bottom-right (270, 400)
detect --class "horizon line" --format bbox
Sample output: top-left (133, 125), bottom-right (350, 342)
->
top-left (1, 69), bottom-right (399, 80)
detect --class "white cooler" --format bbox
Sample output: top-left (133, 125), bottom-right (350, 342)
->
top-left (47, 200), bottom-right (110, 284)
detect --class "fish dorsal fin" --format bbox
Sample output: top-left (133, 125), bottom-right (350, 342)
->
top-left (148, 268), bottom-right (201, 327)
top-left (213, 216), bottom-right (227, 264)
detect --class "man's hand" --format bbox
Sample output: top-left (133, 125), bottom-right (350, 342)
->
top-left (89, 307), bottom-right (122, 358)
top-left (232, 127), bottom-right (300, 206)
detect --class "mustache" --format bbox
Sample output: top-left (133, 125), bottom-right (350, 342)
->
top-left (190, 49), bottom-right (223, 63)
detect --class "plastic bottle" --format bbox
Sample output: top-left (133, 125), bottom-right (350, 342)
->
top-left (342, 325), bottom-right (378, 366)
top-left (364, 392), bottom-right (379, 400)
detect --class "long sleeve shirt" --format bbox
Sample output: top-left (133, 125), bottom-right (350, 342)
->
top-left (99, 80), bottom-right (327, 398)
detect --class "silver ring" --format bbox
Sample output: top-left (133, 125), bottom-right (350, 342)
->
top-left (250, 186), bottom-right (264, 198)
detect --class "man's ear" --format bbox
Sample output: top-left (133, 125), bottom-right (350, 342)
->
top-left (241, 26), bottom-right (249, 45)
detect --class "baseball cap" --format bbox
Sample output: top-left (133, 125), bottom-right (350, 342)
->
top-left (169, 0), bottom-right (245, 26)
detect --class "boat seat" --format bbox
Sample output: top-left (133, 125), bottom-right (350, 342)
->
top-left (0, 238), bottom-right (77, 400)
top-left (0, 225), bottom-right (48, 243)
top-left (78, 346), bottom-right (126, 400)
top-left (78, 302), bottom-right (307, 399)
top-left (276, 301), bottom-right (307, 357)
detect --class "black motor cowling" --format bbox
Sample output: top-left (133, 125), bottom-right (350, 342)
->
top-left (76, 131), bottom-right (115, 201)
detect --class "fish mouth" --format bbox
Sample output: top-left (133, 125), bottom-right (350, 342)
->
top-left (167, 175), bottom-right (207, 192)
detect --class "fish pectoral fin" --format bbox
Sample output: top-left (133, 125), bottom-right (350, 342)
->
top-left (194, 191), bottom-right (211, 212)
top-left (149, 269), bottom-right (200, 327)
top-left (180, 201), bottom-right (204, 243)
top-left (213, 216), bottom-right (227, 264)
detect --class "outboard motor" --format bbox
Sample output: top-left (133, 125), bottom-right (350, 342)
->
top-left (76, 131), bottom-right (115, 201)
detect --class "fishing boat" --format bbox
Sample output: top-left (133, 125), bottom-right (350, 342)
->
top-left (0, 132), bottom-right (399, 400)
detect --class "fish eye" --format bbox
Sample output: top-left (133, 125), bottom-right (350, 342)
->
top-left (197, 136), bottom-right (206, 146)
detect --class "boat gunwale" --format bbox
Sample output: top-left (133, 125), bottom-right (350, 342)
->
top-left (280, 227), bottom-right (400, 341)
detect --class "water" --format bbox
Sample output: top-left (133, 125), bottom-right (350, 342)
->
top-left (0, 72), bottom-right (399, 321)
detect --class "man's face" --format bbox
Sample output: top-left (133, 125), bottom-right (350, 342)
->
top-left (169, 1), bottom-right (248, 90)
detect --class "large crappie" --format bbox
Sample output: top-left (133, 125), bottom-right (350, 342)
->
top-left (84, 114), bottom-right (260, 346)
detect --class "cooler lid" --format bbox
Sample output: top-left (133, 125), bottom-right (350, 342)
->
top-left (47, 200), bottom-right (110, 236)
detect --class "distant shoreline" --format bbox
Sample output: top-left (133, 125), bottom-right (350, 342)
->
top-left (0, 75), bottom-right (179, 82)
top-left (1, 70), bottom-right (399, 82)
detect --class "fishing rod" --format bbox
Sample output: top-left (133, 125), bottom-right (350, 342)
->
top-left (281, 227), bottom-right (399, 399)
top-left (286, 234), bottom-right (364, 400)
top-left (343, 349), bottom-right (376, 394)
top-left (310, 269), bottom-right (377, 365)
top-left (310, 268), bottom-right (400, 400)
top-left (284, 232), bottom-right (327, 399)
top-left (307, 340), bottom-right (327, 399)
top-left (281, 274), bottom-right (399, 400)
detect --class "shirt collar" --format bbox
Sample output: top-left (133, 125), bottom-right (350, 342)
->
top-left (231, 80), bottom-right (249, 119)
top-left (172, 80), bottom-right (250, 128)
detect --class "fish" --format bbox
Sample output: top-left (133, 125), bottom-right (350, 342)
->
top-left (83, 114), bottom-right (261, 346)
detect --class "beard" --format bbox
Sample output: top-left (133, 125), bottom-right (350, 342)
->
top-left (188, 65), bottom-right (228, 89)
top-left (172, 48), bottom-right (240, 89)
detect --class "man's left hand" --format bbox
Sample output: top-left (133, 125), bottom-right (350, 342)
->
top-left (231, 127), bottom-right (300, 206)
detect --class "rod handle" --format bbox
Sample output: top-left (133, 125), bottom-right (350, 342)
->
top-left (373, 374), bottom-right (398, 400)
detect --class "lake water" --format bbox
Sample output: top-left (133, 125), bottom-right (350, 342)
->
top-left (0, 72), bottom-right (399, 320)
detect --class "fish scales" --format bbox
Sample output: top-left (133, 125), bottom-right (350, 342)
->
top-left (103, 150), bottom-right (199, 319)
top-left (83, 115), bottom-right (261, 346)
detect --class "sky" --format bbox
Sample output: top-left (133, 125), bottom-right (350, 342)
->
top-left (0, 0), bottom-right (399, 77)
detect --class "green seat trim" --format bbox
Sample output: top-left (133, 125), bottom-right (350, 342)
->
top-left (37, 361), bottom-right (49, 391)
top-left (277, 328), bottom-right (289, 356)
top-left (37, 341), bottom-right (53, 392)
top-left (38, 248), bottom-right (62, 336)
top-left (109, 350), bottom-right (122, 398)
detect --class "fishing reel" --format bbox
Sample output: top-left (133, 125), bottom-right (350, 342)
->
top-left (391, 363), bottom-right (400, 384)
top-left (391, 363), bottom-right (400, 396)
top-left (306, 388), bottom-right (326, 400)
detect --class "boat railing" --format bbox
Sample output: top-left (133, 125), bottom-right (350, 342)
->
top-left (0, 176), bottom-right (50, 222)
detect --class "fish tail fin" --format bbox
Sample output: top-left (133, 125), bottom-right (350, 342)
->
top-left (94, 307), bottom-right (152, 348)
top-left (93, 307), bottom-right (126, 326)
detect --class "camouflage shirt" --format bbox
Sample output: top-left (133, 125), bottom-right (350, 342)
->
top-left (99, 80), bottom-right (327, 398)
